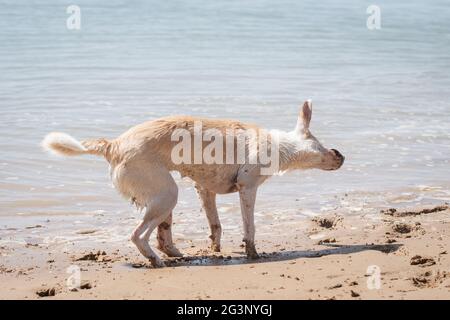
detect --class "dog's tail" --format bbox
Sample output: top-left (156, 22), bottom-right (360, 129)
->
top-left (42, 132), bottom-right (110, 158)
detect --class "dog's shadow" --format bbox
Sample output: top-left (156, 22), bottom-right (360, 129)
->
top-left (127, 243), bottom-right (402, 269)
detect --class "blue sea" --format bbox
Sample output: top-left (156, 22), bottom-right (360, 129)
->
top-left (0, 0), bottom-right (449, 244)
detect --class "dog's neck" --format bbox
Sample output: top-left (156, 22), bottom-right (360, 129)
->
top-left (272, 130), bottom-right (308, 172)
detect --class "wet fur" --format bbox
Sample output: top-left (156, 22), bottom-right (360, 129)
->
top-left (42, 101), bottom-right (344, 267)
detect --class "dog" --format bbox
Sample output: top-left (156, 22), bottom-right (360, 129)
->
top-left (43, 100), bottom-right (344, 267)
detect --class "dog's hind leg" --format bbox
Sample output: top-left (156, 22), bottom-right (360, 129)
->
top-left (156, 212), bottom-right (183, 257)
top-left (131, 198), bottom-right (176, 267)
top-left (127, 166), bottom-right (178, 268)
top-left (131, 214), bottom-right (167, 267)
top-left (196, 185), bottom-right (222, 252)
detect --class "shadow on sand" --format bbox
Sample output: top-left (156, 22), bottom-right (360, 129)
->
top-left (126, 243), bottom-right (402, 269)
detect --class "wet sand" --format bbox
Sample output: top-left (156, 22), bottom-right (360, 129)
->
top-left (0, 204), bottom-right (449, 300)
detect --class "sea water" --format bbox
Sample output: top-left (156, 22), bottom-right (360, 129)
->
top-left (0, 0), bottom-right (449, 244)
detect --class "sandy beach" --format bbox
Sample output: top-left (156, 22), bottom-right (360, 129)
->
top-left (1, 0), bottom-right (449, 304)
top-left (1, 203), bottom-right (448, 300)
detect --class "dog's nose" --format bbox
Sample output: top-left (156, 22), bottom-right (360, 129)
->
top-left (331, 149), bottom-right (344, 160)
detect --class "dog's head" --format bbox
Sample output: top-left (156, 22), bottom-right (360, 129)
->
top-left (290, 100), bottom-right (344, 171)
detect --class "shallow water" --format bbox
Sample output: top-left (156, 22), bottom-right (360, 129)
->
top-left (0, 0), bottom-right (449, 244)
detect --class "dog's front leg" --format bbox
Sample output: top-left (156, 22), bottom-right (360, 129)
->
top-left (195, 185), bottom-right (222, 252)
top-left (239, 186), bottom-right (259, 259)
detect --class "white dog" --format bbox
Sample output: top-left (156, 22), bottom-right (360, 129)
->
top-left (43, 100), bottom-right (344, 267)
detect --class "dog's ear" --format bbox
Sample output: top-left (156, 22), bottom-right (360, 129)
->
top-left (295, 99), bottom-right (312, 134)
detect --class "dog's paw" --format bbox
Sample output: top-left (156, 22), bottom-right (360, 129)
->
top-left (211, 243), bottom-right (221, 252)
top-left (247, 252), bottom-right (260, 260)
top-left (149, 256), bottom-right (166, 268)
top-left (164, 246), bottom-right (184, 258)
top-left (244, 242), bottom-right (259, 259)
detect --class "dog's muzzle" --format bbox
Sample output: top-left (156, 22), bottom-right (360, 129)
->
top-left (331, 149), bottom-right (345, 168)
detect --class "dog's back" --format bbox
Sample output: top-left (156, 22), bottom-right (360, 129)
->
top-left (109, 115), bottom-right (261, 193)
